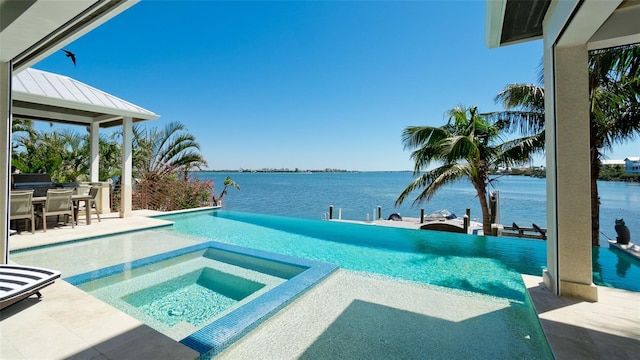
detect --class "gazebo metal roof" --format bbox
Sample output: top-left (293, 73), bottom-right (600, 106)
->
top-left (12, 68), bottom-right (159, 128)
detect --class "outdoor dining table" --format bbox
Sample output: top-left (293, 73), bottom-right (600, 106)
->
top-left (32, 194), bottom-right (94, 225)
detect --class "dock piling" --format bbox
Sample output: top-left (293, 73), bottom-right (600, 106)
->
top-left (464, 208), bottom-right (470, 233)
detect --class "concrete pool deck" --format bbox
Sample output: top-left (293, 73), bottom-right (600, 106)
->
top-left (3, 211), bottom-right (640, 359)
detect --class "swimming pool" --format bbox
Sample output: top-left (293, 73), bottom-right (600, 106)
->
top-left (61, 241), bottom-right (337, 358)
top-left (164, 210), bottom-right (548, 302)
top-left (170, 209), bottom-right (639, 294)
top-left (10, 209), bottom-right (563, 358)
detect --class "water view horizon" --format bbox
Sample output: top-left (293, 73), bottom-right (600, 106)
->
top-left (193, 171), bottom-right (640, 246)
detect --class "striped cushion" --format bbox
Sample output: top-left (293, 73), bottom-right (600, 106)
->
top-left (0, 265), bottom-right (61, 302)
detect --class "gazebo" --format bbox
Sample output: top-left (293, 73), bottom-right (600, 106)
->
top-left (1, 0), bottom-right (150, 264)
top-left (12, 67), bottom-right (159, 210)
top-left (486, 0), bottom-right (640, 301)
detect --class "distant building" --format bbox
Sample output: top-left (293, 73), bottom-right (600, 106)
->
top-left (625, 157), bottom-right (640, 174)
top-left (600, 159), bottom-right (625, 167)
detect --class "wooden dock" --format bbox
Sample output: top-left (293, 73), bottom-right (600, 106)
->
top-left (498, 222), bottom-right (547, 240)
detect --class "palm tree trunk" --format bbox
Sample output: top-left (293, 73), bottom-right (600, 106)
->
top-left (472, 180), bottom-right (493, 235)
top-left (479, 192), bottom-right (493, 235)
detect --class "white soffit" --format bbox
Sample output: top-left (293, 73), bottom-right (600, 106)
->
top-left (555, 0), bottom-right (623, 48)
top-left (588, 1), bottom-right (640, 50)
top-left (487, 0), bottom-right (640, 50)
top-left (484, 0), bottom-right (506, 48)
top-left (13, 68), bottom-right (158, 123)
top-left (0, 0), bottom-right (138, 72)
top-left (0, 0), bottom-right (95, 62)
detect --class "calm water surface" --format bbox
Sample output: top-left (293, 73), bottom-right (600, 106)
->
top-left (194, 171), bottom-right (640, 245)
top-left (192, 171), bottom-right (640, 292)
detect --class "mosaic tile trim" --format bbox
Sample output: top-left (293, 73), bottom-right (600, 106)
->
top-left (180, 252), bottom-right (338, 358)
top-left (65, 240), bottom-right (339, 358)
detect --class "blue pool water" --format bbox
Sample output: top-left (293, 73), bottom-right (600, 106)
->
top-left (155, 210), bottom-right (541, 301)
top-left (12, 208), bottom-right (638, 358)
top-left (160, 210), bottom-right (639, 294)
top-left (121, 267), bottom-right (265, 327)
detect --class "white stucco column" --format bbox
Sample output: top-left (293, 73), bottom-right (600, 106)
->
top-left (544, 44), bottom-right (598, 301)
top-left (0, 62), bottom-right (11, 264)
top-left (120, 117), bottom-right (133, 218)
top-left (543, 45), bottom-right (558, 295)
top-left (90, 122), bottom-right (100, 182)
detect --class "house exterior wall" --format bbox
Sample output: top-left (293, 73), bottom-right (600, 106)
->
top-left (625, 157), bottom-right (640, 174)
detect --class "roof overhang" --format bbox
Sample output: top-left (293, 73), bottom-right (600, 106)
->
top-left (486, 0), bottom-right (640, 50)
top-left (12, 68), bottom-right (159, 128)
top-left (0, 0), bottom-right (138, 72)
top-left (485, 0), bottom-right (551, 47)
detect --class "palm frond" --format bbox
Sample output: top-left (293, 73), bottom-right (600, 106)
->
top-left (495, 132), bottom-right (545, 166)
top-left (395, 163), bottom-right (469, 207)
top-left (401, 126), bottom-right (450, 150)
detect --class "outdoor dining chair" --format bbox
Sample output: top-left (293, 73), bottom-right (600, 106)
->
top-left (36, 189), bottom-right (74, 232)
top-left (10, 190), bottom-right (35, 234)
top-left (87, 186), bottom-right (101, 222)
top-left (74, 185), bottom-right (101, 224)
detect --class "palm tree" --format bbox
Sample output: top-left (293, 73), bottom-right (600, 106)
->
top-left (131, 121), bottom-right (207, 181)
top-left (12, 129), bottom-right (65, 178)
top-left (588, 45), bottom-right (640, 245)
top-left (492, 84), bottom-right (545, 136)
top-left (213, 176), bottom-right (240, 206)
top-left (98, 132), bottom-right (123, 181)
top-left (491, 45), bottom-right (640, 246)
top-left (396, 105), bottom-right (540, 235)
top-left (11, 118), bottom-right (35, 136)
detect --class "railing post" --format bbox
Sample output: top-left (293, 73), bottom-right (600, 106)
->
top-left (329, 205), bottom-right (333, 220)
top-left (420, 209), bottom-right (425, 223)
top-left (377, 206), bottom-right (382, 220)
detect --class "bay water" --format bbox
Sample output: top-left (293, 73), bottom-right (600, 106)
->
top-left (194, 171), bottom-right (640, 246)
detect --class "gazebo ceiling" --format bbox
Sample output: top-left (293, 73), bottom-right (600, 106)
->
top-left (12, 68), bottom-right (158, 128)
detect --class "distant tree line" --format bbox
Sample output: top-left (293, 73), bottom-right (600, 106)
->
top-left (214, 168), bottom-right (349, 173)
top-left (599, 165), bottom-right (640, 182)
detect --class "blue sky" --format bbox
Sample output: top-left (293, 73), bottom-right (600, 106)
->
top-left (33, 0), bottom-right (638, 171)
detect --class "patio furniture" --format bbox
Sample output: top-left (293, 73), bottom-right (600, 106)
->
top-left (0, 264), bottom-right (61, 310)
top-left (74, 186), bottom-right (101, 224)
top-left (87, 186), bottom-right (101, 222)
top-left (75, 183), bottom-right (91, 196)
top-left (36, 189), bottom-right (74, 232)
top-left (9, 190), bottom-right (35, 234)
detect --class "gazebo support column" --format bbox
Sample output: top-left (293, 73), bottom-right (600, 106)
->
top-left (120, 116), bottom-right (133, 218)
top-left (90, 122), bottom-right (100, 183)
top-left (543, 44), bottom-right (597, 301)
top-left (1, 62), bottom-right (11, 264)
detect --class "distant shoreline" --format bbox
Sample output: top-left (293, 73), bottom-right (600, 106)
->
top-left (195, 169), bottom-right (639, 182)
top-left (196, 169), bottom-right (407, 173)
